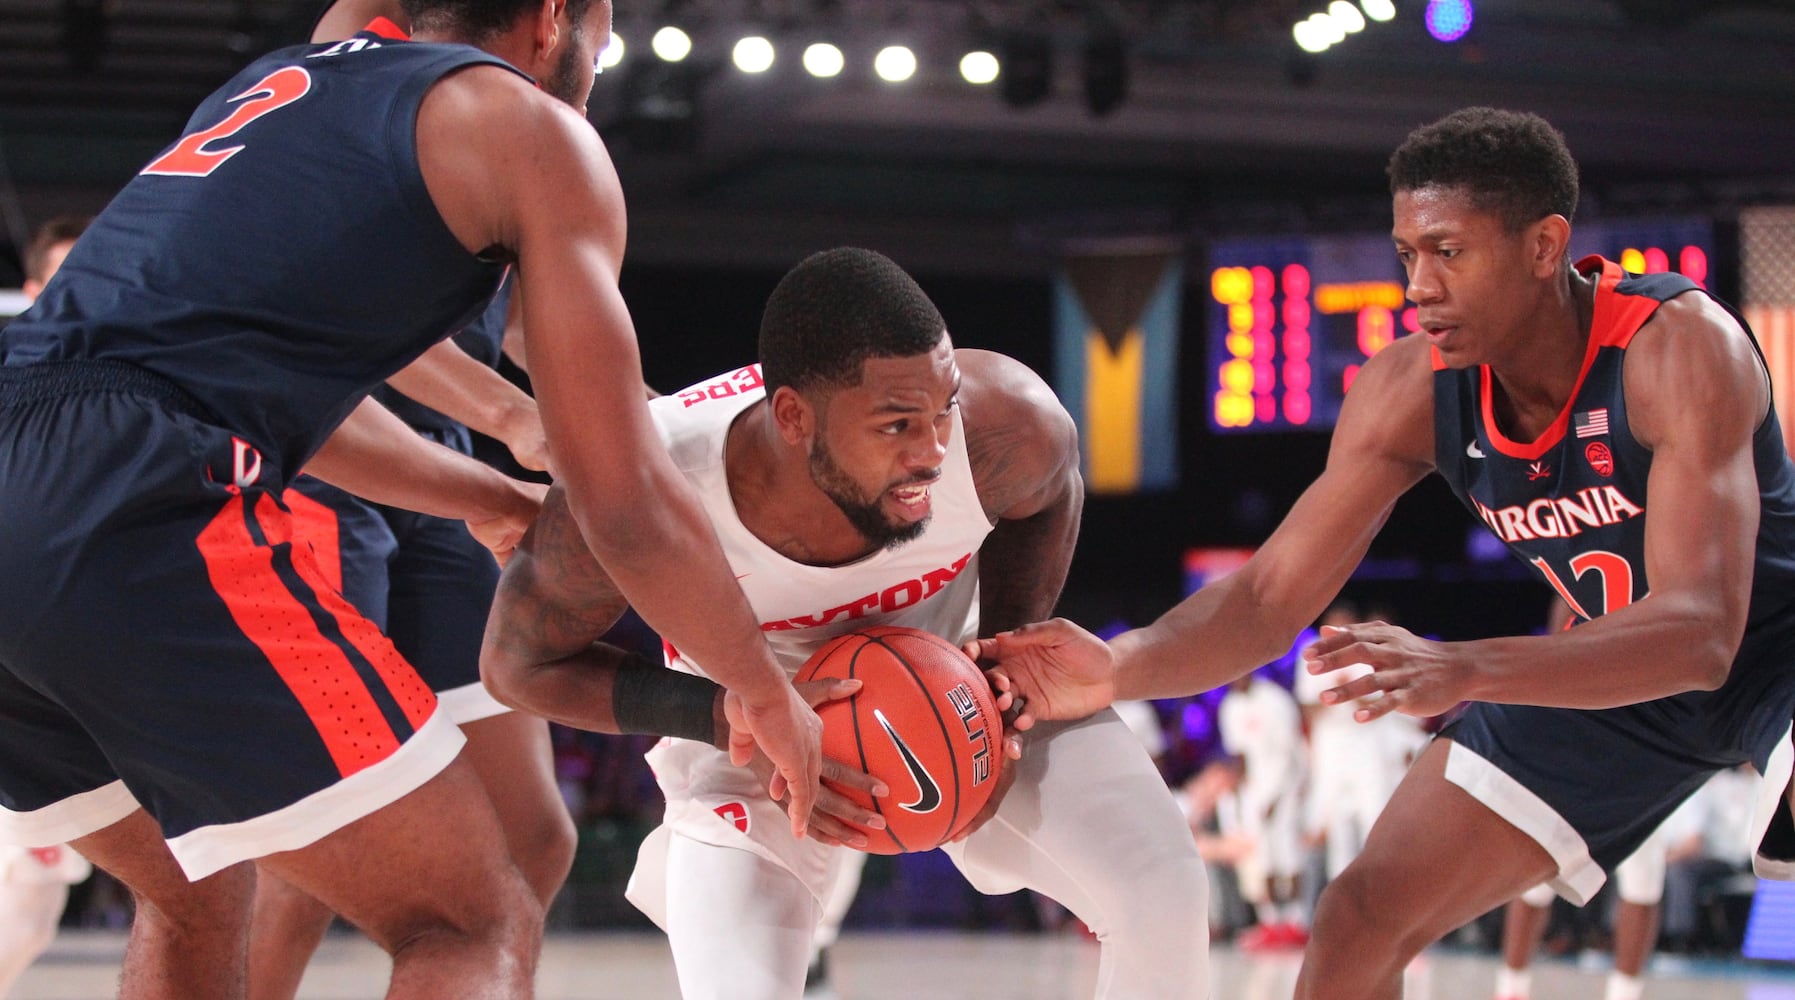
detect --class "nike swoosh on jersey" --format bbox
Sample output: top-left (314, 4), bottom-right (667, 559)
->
top-left (874, 708), bottom-right (942, 814)
top-left (1467, 440), bottom-right (1485, 459)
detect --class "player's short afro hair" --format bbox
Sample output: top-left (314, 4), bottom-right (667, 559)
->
top-left (760, 248), bottom-right (947, 395)
top-left (1387, 107), bottom-right (1579, 232)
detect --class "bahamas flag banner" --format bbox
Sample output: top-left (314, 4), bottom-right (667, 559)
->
top-left (1052, 248), bottom-right (1182, 494)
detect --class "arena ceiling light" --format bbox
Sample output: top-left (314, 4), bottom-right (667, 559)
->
top-left (1329, 1), bottom-right (1367, 33)
top-left (651, 26), bottom-right (692, 62)
top-left (1360, 0), bottom-right (1397, 21)
top-left (1426, 0), bottom-right (1475, 41)
top-left (598, 33), bottom-right (626, 71)
top-left (1293, 12), bottom-right (1346, 52)
top-left (959, 50), bottom-right (1000, 85)
top-left (733, 35), bottom-right (776, 73)
top-left (874, 45), bottom-right (918, 83)
top-left (802, 42), bottom-right (845, 78)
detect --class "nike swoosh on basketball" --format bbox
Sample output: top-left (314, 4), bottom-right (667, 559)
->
top-left (874, 708), bottom-right (942, 814)
top-left (1467, 440), bottom-right (1485, 459)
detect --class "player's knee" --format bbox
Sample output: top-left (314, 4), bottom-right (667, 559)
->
top-left (1311, 866), bottom-right (1409, 950)
top-left (515, 806), bottom-right (577, 906)
top-left (1092, 848), bottom-right (1210, 947)
top-left (376, 868), bottom-right (542, 961)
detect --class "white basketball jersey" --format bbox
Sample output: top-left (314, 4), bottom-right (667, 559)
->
top-left (650, 364), bottom-right (994, 675)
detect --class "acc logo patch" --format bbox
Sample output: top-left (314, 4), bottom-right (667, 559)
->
top-left (713, 801), bottom-right (750, 834)
top-left (1585, 441), bottom-right (1614, 477)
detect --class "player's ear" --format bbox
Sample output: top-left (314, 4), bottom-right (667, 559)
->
top-left (1532, 214), bottom-right (1571, 278)
top-left (770, 386), bottom-right (814, 444)
top-left (531, 0), bottom-right (562, 60)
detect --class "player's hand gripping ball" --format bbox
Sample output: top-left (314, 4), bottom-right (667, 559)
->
top-left (794, 626), bottom-right (1003, 853)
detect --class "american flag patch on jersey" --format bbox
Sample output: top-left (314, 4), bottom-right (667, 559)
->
top-left (1574, 408), bottom-right (1609, 438)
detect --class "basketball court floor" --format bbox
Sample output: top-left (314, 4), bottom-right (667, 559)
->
top-left (12, 928), bottom-right (1795, 999)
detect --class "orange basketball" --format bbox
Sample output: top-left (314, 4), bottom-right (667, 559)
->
top-left (794, 625), bottom-right (1002, 854)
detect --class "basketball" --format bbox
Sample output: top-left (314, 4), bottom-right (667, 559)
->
top-left (794, 625), bottom-right (1003, 854)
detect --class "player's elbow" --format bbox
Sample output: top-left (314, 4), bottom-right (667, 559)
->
top-left (1686, 640), bottom-right (1735, 692)
top-left (478, 640), bottom-right (532, 712)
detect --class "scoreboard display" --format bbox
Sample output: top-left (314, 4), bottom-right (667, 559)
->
top-left (1206, 216), bottom-right (1714, 433)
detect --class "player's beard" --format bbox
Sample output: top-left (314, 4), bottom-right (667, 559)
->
top-left (540, 29), bottom-right (588, 109)
top-left (808, 437), bottom-right (931, 552)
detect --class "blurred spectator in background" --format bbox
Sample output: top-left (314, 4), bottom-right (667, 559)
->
top-left (1296, 602), bottom-right (1427, 886)
top-left (1220, 669), bottom-right (1309, 950)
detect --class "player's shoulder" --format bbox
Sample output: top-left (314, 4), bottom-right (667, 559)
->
top-left (1622, 289), bottom-right (1765, 444)
top-left (421, 61), bottom-right (577, 133)
top-left (955, 349), bottom-right (1072, 445)
top-left (955, 349), bottom-right (1079, 518)
top-left (1332, 332), bottom-right (1436, 471)
top-left (1624, 287), bottom-right (1760, 398)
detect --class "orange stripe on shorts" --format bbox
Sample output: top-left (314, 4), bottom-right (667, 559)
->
top-left (253, 495), bottom-right (436, 730)
top-left (282, 486), bottom-right (344, 596)
top-left (196, 494), bottom-right (402, 777)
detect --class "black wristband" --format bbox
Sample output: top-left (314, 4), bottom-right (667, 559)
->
top-left (611, 652), bottom-right (722, 745)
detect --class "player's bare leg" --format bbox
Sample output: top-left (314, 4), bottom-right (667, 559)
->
top-left (1295, 739), bottom-right (1555, 1000)
top-left (1608, 900), bottom-right (1661, 999)
top-left (248, 873), bottom-right (333, 1000)
top-left (72, 809), bottom-right (255, 1000)
top-left (257, 756), bottom-right (540, 999)
top-left (247, 714), bottom-right (567, 1000)
top-left (1493, 887), bottom-right (1552, 999)
top-left (457, 711), bottom-right (575, 906)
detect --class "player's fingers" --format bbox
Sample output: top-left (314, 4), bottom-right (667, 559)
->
top-left (806, 816), bottom-right (872, 850)
top-left (793, 677), bottom-right (862, 709)
top-left (1306, 641), bottom-right (1384, 677)
top-left (1004, 692), bottom-right (1037, 732)
top-left (1003, 733), bottom-right (1023, 760)
top-left (783, 765), bottom-right (817, 839)
top-left (1354, 694), bottom-right (1396, 723)
top-left (815, 784), bottom-right (886, 832)
top-left (728, 728), bottom-right (757, 768)
top-left (1301, 625), bottom-right (1359, 662)
top-left (990, 687), bottom-right (1014, 713)
top-left (1320, 672), bottom-right (1385, 705)
top-left (821, 759), bottom-right (888, 799)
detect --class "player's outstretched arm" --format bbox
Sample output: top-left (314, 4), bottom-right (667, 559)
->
top-left (385, 337), bottom-right (550, 473)
top-left (1316, 295), bottom-right (1764, 718)
top-left (973, 334), bottom-right (1435, 718)
top-left (305, 395), bottom-right (545, 563)
top-left (417, 68), bottom-right (821, 835)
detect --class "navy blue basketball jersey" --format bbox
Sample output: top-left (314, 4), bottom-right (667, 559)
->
top-left (375, 273), bottom-right (513, 438)
top-left (0, 23), bottom-right (525, 480)
top-left (1434, 255), bottom-right (1795, 673)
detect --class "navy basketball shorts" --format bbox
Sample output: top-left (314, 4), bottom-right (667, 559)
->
top-left (287, 462), bottom-right (506, 724)
top-left (1443, 638), bottom-right (1795, 905)
top-left (0, 362), bottom-right (463, 881)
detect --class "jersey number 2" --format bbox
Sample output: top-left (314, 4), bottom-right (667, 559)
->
top-left (142, 66), bottom-right (313, 178)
